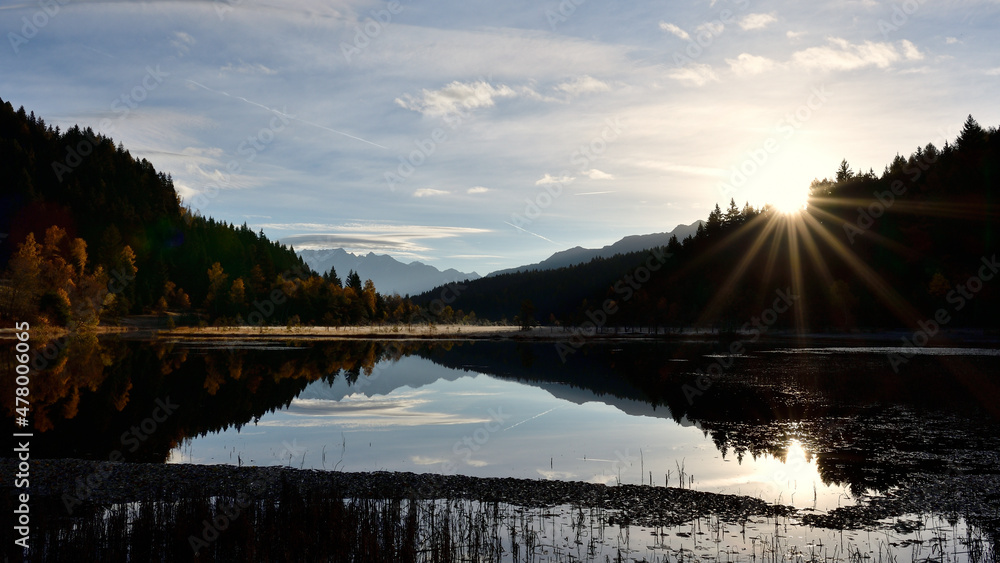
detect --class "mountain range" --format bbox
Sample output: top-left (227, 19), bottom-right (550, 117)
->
top-left (487, 221), bottom-right (704, 277)
top-left (297, 248), bottom-right (481, 297)
top-left (297, 222), bottom-right (704, 296)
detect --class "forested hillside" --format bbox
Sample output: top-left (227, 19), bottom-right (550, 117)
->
top-left (0, 98), bottom-right (415, 327)
top-left (416, 116), bottom-right (1000, 331)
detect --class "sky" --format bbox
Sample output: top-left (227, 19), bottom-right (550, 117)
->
top-left (2, 0), bottom-right (999, 275)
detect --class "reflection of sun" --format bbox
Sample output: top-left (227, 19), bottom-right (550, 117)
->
top-left (752, 439), bottom-right (827, 507)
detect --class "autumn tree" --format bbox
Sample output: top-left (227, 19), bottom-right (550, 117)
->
top-left (229, 278), bottom-right (247, 318)
top-left (7, 233), bottom-right (44, 318)
top-left (204, 262), bottom-right (229, 317)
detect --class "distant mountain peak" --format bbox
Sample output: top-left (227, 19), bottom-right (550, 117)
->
top-left (298, 249), bottom-right (480, 296)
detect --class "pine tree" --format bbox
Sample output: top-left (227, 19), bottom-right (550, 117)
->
top-left (347, 270), bottom-right (362, 292)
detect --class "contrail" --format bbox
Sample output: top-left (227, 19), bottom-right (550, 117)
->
top-left (503, 406), bottom-right (563, 431)
top-left (574, 190), bottom-right (616, 196)
top-left (503, 221), bottom-right (560, 245)
top-left (186, 79), bottom-right (386, 149)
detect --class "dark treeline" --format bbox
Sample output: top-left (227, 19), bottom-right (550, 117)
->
top-left (416, 115), bottom-right (1000, 331)
top-left (0, 98), bottom-right (418, 327)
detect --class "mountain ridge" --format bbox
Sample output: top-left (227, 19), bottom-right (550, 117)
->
top-left (488, 221), bottom-right (704, 277)
top-left (297, 248), bottom-right (481, 296)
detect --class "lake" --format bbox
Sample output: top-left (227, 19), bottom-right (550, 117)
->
top-left (15, 334), bottom-right (1000, 560)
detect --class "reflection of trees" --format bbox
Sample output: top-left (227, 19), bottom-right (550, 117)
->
top-left (6, 338), bottom-right (422, 462)
top-left (0, 334), bottom-right (116, 431)
top-left (419, 341), bottom-right (1000, 498)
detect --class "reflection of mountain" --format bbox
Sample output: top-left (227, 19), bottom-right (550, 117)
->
top-left (297, 355), bottom-right (471, 401)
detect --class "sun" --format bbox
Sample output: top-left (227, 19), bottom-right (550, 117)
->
top-left (769, 182), bottom-right (811, 214)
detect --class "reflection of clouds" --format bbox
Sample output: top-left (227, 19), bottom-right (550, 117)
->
top-left (586, 474), bottom-right (618, 486)
top-left (412, 455), bottom-right (449, 466)
top-left (255, 395), bottom-right (491, 429)
top-left (537, 469), bottom-right (576, 480)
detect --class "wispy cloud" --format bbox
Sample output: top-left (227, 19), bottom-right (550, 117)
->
top-left (667, 63), bottom-right (719, 86)
top-left (535, 173), bottom-right (574, 185)
top-left (555, 75), bottom-right (611, 96)
top-left (395, 80), bottom-right (517, 117)
top-left (739, 13), bottom-right (776, 30)
top-left (900, 39), bottom-right (923, 61)
top-left (726, 53), bottom-right (779, 76)
top-left (697, 21), bottom-right (725, 35)
top-left (279, 396), bottom-right (489, 428)
top-left (170, 31), bottom-right (195, 56)
top-left (219, 60), bottom-right (278, 75)
top-left (659, 21), bottom-right (690, 40)
top-left (791, 37), bottom-right (914, 71)
top-left (273, 223), bottom-right (491, 255)
top-left (503, 221), bottom-right (560, 245)
top-left (414, 188), bottom-right (450, 197)
top-left (584, 169), bottom-right (614, 180)
top-left (467, 186), bottom-right (491, 194)
top-left (631, 160), bottom-right (727, 177)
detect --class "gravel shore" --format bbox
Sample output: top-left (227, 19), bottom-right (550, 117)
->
top-left (4, 458), bottom-right (792, 528)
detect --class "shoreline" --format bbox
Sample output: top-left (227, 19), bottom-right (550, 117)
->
top-left (4, 319), bottom-right (999, 345)
top-left (5, 457), bottom-right (791, 529)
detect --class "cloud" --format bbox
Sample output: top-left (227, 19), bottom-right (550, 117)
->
top-left (279, 396), bottom-right (489, 428)
top-left (220, 60), bottom-right (278, 75)
top-left (395, 80), bottom-right (517, 117)
top-left (791, 37), bottom-right (911, 71)
top-left (411, 456), bottom-right (450, 466)
top-left (467, 186), bottom-right (491, 194)
top-left (170, 31), bottom-right (195, 56)
top-left (726, 53), bottom-right (778, 76)
top-left (413, 188), bottom-right (449, 197)
top-left (739, 13), bottom-right (777, 30)
top-left (584, 168), bottom-right (614, 180)
top-left (986, 68), bottom-right (1000, 76)
top-left (272, 223), bottom-right (491, 256)
top-left (659, 22), bottom-right (690, 40)
top-left (787, 30), bottom-right (807, 40)
top-left (945, 37), bottom-right (960, 45)
top-left (630, 160), bottom-right (727, 177)
top-left (535, 173), bottom-right (574, 185)
top-left (900, 39), bottom-right (923, 61)
top-left (667, 63), bottom-right (719, 86)
top-left (555, 75), bottom-right (611, 95)
top-left (696, 21), bottom-right (725, 36)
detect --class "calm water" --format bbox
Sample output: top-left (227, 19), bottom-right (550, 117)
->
top-left (171, 353), bottom-right (854, 510)
top-left (16, 336), bottom-right (1000, 516)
